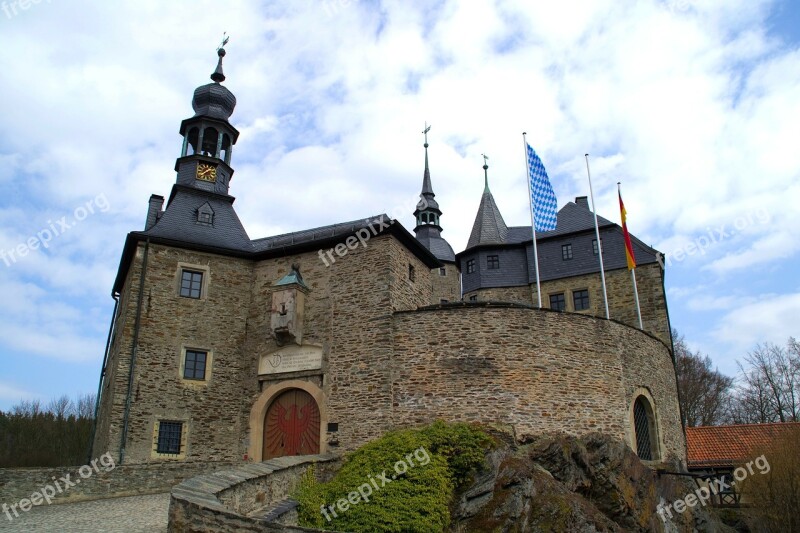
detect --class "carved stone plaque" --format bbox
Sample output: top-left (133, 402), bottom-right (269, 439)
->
top-left (259, 344), bottom-right (323, 375)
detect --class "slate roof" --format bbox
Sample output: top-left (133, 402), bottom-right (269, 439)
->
top-left (457, 195), bottom-right (663, 291)
top-left (140, 185), bottom-right (253, 252)
top-left (686, 422), bottom-right (800, 468)
top-left (414, 225), bottom-right (456, 263)
top-left (535, 197), bottom-right (615, 239)
top-left (466, 189), bottom-right (509, 248)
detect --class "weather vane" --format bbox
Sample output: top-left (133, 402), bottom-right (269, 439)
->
top-left (423, 122), bottom-right (431, 144)
top-left (218, 32), bottom-right (229, 51)
top-left (482, 153), bottom-right (489, 165)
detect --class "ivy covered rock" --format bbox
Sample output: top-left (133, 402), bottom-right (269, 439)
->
top-left (294, 421), bottom-right (492, 532)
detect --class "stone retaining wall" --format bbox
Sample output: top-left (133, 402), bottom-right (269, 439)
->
top-left (168, 454), bottom-right (336, 532)
top-left (0, 460), bottom-right (237, 506)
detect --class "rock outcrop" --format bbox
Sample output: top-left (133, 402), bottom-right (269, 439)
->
top-left (451, 433), bottom-right (734, 532)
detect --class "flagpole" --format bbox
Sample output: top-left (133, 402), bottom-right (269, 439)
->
top-left (585, 154), bottom-right (610, 319)
top-left (523, 132), bottom-right (543, 308)
top-left (618, 182), bottom-right (643, 329)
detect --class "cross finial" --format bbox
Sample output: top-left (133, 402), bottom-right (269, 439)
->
top-left (422, 122), bottom-right (431, 146)
top-left (218, 32), bottom-right (230, 51)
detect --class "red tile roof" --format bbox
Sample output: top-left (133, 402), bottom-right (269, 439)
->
top-left (686, 422), bottom-right (800, 469)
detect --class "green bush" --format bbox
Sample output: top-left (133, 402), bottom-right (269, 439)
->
top-left (294, 421), bottom-right (491, 532)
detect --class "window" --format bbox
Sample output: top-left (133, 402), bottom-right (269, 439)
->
top-left (197, 202), bottom-right (214, 225)
top-left (180, 270), bottom-right (203, 299)
top-left (549, 293), bottom-right (565, 311)
top-left (469, 295), bottom-right (477, 301)
top-left (592, 239), bottom-right (602, 255)
top-left (439, 267), bottom-right (447, 276)
top-left (573, 289), bottom-right (590, 311)
top-left (466, 259), bottom-right (475, 274)
top-left (561, 244), bottom-right (573, 260)
top-left (156, 421), bottom-right (183, 455)
top-left (440, 299), bottom-right (448, 304)
top-left (633, 396), bottom-right (657, 461)
top-left (408, 264), bottom-right (415, 281)
top-left (183, 350), bottom-right (207, 380)
top-left (487, 255), bottom-right (499, 269)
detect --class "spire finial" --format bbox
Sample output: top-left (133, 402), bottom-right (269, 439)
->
top-left (482, 153), bottom-right (489, 192)
top-left (423, 122), bottom-right (431, 170)
top-left (211, 32), bottom-right (230, 83)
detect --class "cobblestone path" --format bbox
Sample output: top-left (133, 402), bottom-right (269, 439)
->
top-left (0, 492), bottom-right (170, 532)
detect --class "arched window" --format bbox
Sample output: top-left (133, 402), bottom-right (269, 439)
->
top-left (221, 134), bottom-right (232, 164)
top-left (633, 395), bottom-right (658, 460)
top-left (186, 127), bottom-right (200, 155)
top-left (201, 127), bottom-right (219, 156)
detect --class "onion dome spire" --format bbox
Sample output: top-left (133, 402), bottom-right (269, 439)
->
top-left (191, 35), bottom-right (236, 121)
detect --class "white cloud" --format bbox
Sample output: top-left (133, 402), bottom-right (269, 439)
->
top-left (712, 292), bottom-right (800, 351)
top-left (0, 382), bottom-right (35, 403)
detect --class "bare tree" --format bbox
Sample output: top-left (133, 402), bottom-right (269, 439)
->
top-left (47, 395), bottom-right (73, 420)
top-left (76, 393), bottom-right (96, 419)
top-left (735, 340), bottom-right (799, 423)
top-left (673, 330), bottom-right (734, 427)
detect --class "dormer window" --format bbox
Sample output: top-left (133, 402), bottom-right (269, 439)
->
top-left (197, 202), bottom-right (214, 225)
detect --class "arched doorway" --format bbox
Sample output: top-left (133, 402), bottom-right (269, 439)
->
top-left (263, 388), bottom-right (320, 459)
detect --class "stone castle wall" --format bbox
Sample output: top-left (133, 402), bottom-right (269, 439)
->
top-left (430, 262), bottom-right (461, 304)
top-left (391, 304), bottom-right (685, 463)
top-left (95, 243), bottom-right (254, 464)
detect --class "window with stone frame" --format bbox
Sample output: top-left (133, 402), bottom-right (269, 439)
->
top-left (156, 421), bottom-right (183, 455)
top-left (487, 255), bottom-right (500, 269)
top-left (549, 293), bottom-right (566, 311)
top-left (179, 270), bottom-right (203, 298)
top-left (439, 267), bottom-right (447, 276)
top-left (562, 244), bottom-right (573, 260)
top-left (466, 259), bottom-right (475, 274)
top-left (183, 350), bottom-right (207, 380)
top-left (469, 294), bottom-right (477, 301)
top-left (573, 289), bottom-right (590, 310)
top-left (408, 264), bottom-right (416, 282)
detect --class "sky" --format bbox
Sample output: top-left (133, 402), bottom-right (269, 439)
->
top-left (0, 0), bottom-right (798, 411)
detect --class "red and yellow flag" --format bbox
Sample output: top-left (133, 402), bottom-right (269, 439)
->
top-left (618, 190), bottom-right (637, 270)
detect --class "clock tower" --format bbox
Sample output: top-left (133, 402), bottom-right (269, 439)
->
top-left (174, 44), bottom-right (239, 195)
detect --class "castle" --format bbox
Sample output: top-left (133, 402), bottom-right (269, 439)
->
top-left (91, 48), bottom-right (685, 471)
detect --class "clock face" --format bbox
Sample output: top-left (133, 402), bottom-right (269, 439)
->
top-left (196, 163), bottom-right (217, 182)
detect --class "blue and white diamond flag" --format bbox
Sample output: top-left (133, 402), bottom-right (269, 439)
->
top-left (527, 143), bottom-right (558, 231)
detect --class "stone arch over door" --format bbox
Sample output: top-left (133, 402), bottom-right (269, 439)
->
top-left (249, 380), bottom-right (327, 462)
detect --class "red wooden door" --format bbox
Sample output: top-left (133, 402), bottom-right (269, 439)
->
top-left (263, 389), bottom-right (320, 460)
